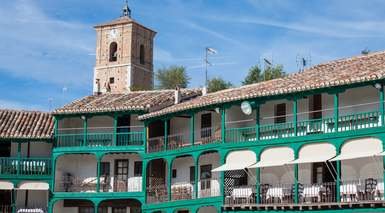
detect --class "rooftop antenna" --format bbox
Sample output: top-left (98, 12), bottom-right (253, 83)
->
top-left (205, 47), bottom-right (217, 87)
top-left (361, 48), bottom-right (370, 55)
top-left (296, 53), bottom-right (312, 73)
top-left (263, 57), bottom-right (272, 81)
top-left (122, 0), bottom-right (132, 18)
top-left (48, 98), bottom-right (53, 111)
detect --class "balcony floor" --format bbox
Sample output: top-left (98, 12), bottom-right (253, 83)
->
top-left (223, 200), bottom-right (385, 211)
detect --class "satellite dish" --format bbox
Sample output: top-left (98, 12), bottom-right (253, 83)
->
top-left (241, 101), bottom-right (253, 115)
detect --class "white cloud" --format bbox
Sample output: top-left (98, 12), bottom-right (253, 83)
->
top-left (0, 0), bottom-right (94, 89)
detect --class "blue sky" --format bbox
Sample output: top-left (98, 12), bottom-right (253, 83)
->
top-left (1, 0), bottom-right (385, 111)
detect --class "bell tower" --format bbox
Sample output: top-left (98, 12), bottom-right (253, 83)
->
top-left (93, 2), bottom-right (156, 94)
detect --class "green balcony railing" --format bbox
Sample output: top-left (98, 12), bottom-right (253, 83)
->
top-left (55, 131), bottom-right (144, 148)
top-left (0, 157), bottom-right (52, 177)
top-left (226, 111), bottom-right (381, 143)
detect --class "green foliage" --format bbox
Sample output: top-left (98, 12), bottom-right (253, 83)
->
top-left (155, 66), bottom-right (190, 89)
top-left (207, 77), bottom-right (233, 93)
top-left (242, 64), bottom-right (286, 85)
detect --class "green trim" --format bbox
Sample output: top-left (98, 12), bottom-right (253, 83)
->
top-left (221, 108), bottom-right (226, 143)
top-left (113, 114), bottom-right (118, 146)
top-left (83, 117), bottom-right (88, 146)
top-left (379, 84), bottom-right (385, 126)
top-left (255, 105), bottom-right (260, 140)
top-left (334, 93), bottom-right (339, 132)
top-left (190, 113), bottom-right (195, 146)
top-left (164, 119), bottom-right (168, 151)
top-left (293, 98), bottom-right (298, 136)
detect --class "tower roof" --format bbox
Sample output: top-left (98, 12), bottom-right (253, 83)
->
top-left (93, 16), bottom-right (156, 33)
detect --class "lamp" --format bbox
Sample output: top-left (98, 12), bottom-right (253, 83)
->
top-left (241, 101), bottom-right (255, 115)
top-left (375, 83), bottom-right (382, 90)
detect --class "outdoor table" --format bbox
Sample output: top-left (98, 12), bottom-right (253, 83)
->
top-left (340, 183), bottom-right (359, 202)
top-left (266, 187), bottom-right (290, 201)
top-left (303, 185), bottom-right (321, 202)
top-left (17, 208), bottom-right (45, 213)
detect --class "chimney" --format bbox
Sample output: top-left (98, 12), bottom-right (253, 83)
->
top-left (202, 86), bottom-right (207, 96)
top-left (94, 79), bottom-right (101, 95)
top-left (174, 86), bottom-right (181, 104)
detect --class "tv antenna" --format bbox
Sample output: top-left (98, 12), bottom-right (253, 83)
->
top-left (296, 53), bottom-right (312, 73)
top-left (204, 47), bottom-right (217, 87)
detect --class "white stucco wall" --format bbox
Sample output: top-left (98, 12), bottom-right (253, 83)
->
top-left (55, 153), bottom-right (142, 192)
top-left (15, 190), bottom-right (48, 208)
top-left (10, 142), bottom-right (52, 157)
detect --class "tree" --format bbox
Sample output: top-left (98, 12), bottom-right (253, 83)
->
top-left (155, 66), bottom-right (190, 89)
top-left (207, 77), bottom-right (233, 93)
top-left (242, 65), bottom-right (263, 85)
top-left (242, 64), bottom-right (286, 85)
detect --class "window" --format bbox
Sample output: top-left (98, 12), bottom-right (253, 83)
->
top-left (201, 113), bottom-right (212, 138)
top-left (112, 207), bottom-right (126, 213)
top-left (309, 94), bottom-right (322, 119)
top-left (274, 103), bottom-right (286, 123)
top-left (134, 161), bottom-right (143, 177)
top-left (140, 44), bottom-right (145, 65)
top-left (189, 166), bottom-right (195, 182)
top-left (109, 77), bottom-right (115, 84)
top-left (200, 164), bottom-right (212, 190)
top-left (172, 169), bottom-right (177, 178)
top-left (109, 42), bottom-right (118, 62)
top-left (200, 164), bottom-right (212, 179)
top-left (79, 207), bottom-right (94, 213)
top-left (114, 160), bottom-right (128, 192)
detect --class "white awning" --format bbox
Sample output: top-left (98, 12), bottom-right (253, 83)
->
top-left (248, 147), bottom-right (294, 168)
top-left (288, 143), bottom-right (336, 164)
top-left (330, 137), bottom-right (382, 161)
top-left (330, 151), bottom-right (380, 161)
top-left (18, 181), bottom-right (49, 190)
top-left (0, 181), bottom-right (14, 190)
top-left (212, 150), bottom-right (256, 172)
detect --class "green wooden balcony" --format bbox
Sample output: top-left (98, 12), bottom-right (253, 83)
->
top-left (226, 111), bottom-right (381, 143)
top-left (55, 131), bottom-right (144, 148)
top-left (0, 157), bottom-right (52, 178)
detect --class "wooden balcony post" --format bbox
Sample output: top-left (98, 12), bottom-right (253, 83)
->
top-left (336, 149), bottom-right (341, 203)
top-left (255, 104), bottom-right (260, 141)
top-left (96, 155), bottom-right (101, 192)
top-left (51, 157), bottom-right (57, 191)
top-left (83, 116), bottom-right (88, 146)
top-left (255, 156), bottom-right (260, 204)
top-left (167, 159), bottom-right (172, 201)
top-left (164, 119), bottom-right (168, 151)
top-left (11, 189), bottom-right (15, 213)
top-left (142, 160), bottom-right (148, 202)
top-left (334, 93), bottom-right (339, 132)
top-left (379, 84), bottom-right (384, 126)
top-left (294, 151), bottom-right (299, 204)
top-left (17, 142), bottom-right (21, 175)
top-left (293, 98), bottom-right (298, 136)
top-left (194, 156), bottom-right (199, 199)
top-left (143, 123), bottom-right (148, 152)
top-left (113, 114), bottom-right (118, 146)
top-left (221, 108), bottom-right (226, 143)
top-left (190, 113), bottom-right (195, 146)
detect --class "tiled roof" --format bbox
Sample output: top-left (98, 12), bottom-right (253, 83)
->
top-left (0, 110), bottom-right (53, 140)
top-left (94, 16), bottom-right (156, 33)
top-left (139, 51), bottom-right (385, 120)
top-left (54, 89), bottom-right (202, 115)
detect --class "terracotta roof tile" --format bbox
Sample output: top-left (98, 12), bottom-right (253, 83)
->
top-left (139, 51), bottom-right (385, 120)
top-left (0, 109), bottom-right (53, 140)
top-left (54, 89), bottom-right (202, 115)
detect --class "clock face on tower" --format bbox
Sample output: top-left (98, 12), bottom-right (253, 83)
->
top-left (108, 29), bottom-right (118, 40)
